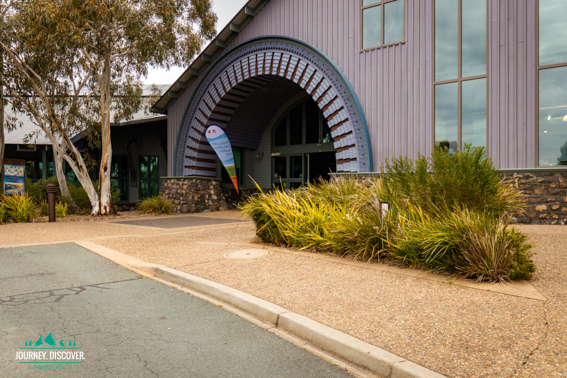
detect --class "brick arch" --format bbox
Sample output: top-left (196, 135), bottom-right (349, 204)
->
top-left (175, 37), bottom-right (372, 177)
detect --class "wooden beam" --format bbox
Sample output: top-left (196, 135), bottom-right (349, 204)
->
top-left (201, 55), bottom-right (213, 63)
top-left (244, 6), bottom-right (255, 16)
top-left (215, 40), bottom-right (226, 48)
top-left (176, 81), bottom-right (188, 89)
top-left (229, 23), bottom-right (241, 33)
top-left (167, 91), bottom-right (179, 99)
top-left (188, 68), bottom-right (200, 76)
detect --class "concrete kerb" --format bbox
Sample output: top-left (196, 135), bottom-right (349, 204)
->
top-left (78, 241), bottom-right (446, 378)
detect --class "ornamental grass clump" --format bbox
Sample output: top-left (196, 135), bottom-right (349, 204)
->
top-left (55, 202), bottom-right (68, 218)
top-left (0, 204), bottom-right (6, 223)
top-left (2, 194), bottom-right (37, 223)
top-left (241, 145), bottom-right (535, 282)
top-left (138, 196), bottom-right (174, 215)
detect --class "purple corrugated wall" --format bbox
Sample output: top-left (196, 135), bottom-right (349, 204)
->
top-left (166, 0), bottom-right (538, 175)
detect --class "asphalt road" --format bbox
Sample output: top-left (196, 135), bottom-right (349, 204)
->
top-left (0, 243), bottom-right (352, 377)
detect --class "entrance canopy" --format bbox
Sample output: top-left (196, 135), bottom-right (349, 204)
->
top-left (174, 37), bottom-right (372, 177)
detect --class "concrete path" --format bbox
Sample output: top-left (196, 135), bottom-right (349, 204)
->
top-left (0, 243), bottom-right (352, 377)
top-left (0, 211), bottom-right (565, 377)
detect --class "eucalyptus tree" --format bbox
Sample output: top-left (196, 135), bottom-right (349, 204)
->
top-left (1, 0), bottom-right (216, 214)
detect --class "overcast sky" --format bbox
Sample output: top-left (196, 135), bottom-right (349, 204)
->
top-left (144, 0), bottom-right (249, 85)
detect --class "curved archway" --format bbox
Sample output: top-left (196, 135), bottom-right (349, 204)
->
top-left (175, 36), bottom-right (372, 177)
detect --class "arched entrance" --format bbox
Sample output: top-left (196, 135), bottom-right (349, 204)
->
top-left (174, 37), bottom-right (372, 181)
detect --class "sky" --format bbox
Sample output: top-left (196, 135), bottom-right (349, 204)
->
top-left (144, 0), bottom-right (249, 85)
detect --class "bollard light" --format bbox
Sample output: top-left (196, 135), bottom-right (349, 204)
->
top-left (47, 183), bottom-right (56, 222)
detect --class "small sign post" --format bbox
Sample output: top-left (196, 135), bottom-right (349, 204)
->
top-left (1, 158), bottom-right (26, 196)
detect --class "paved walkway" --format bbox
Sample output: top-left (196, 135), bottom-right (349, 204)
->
top-left (1, 211), bottom-right (565, 377)
top-left (0, 242), bottom-right (351, 377)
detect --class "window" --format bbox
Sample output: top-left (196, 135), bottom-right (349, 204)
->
top-left (361, 0), bottom-right (405, 50)
top-left (221, 148), bottom-right (244, 185)
top-left (111, 155), bottom-right (129, 202)
top-left (433, 0), bottom-right (487, 153)
top-left (537, 0), bottom-right (567, 166)
top-left (139, 156), bottom-right (159, 199)
top-left (271, 98), bottom-right (336, 189)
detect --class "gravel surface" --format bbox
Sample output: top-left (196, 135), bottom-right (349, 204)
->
top-left (0, 213), bottom-right (564, 377)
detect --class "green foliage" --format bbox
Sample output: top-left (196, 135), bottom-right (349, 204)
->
top-left (241, 146), bottom-right (535, 282)
top-left (39, 200), bottom-right (49, 216)
top-left (26, 177), bottom-right (60, 203)
top-left (0, 204), bottom-right (7, 223)
top-left (2, 194), bottom-right (37, 223)
top-left (380, 145), bottom-right (526, 218)
top-left (68, 184), bottom-right (92, 213)
top-left (138, 196), bottom-right (173, 215)
top-left (55, 202), bottom-right (68, 218)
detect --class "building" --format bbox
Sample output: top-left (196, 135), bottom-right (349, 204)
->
top-left (152, 0), bottom-right (567, 222)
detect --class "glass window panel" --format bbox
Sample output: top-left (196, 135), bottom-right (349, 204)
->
top-left (435, 82), bottom-right (459, 153)
top-left (290, 155), bottom-right (303, 179)
top-left (140, 156), bottom-right (148, 178)
top-left (435, 0), bottom-right (459, 81)
top-left (274, 118), bottom-right (287, 146)
top-left (140, 181), bottom-right (148, 199)
top-left (305, 100), bottom-right (321, 144)
top-left (362, 6), bottom-right (382, 49)
top-left (273, 156), bottom-right (287, 179)
top-left (539, 0), bottom-right (567, 66)
top-left (462, 0), bottom-right (487, 77)
top-left (384, 0), bottom-right (404, 45)
top-left (289, 104), bottom-right (303, 145)
top-left (362, 0), bottom-right (380, 6)
top-left (150, 157), bottom-right (159, 178)
top-left (462, 79), bottom-right (487, 149)
top-left (150, 181), bottom-right (159, 197)
top-left (290, 182), bottom-right (303, 189)
top-left (111, 161), bottom-right (119, 178)
top-left (322, 117), bottom-right (333, 144)
top-left (539, 66), bottom-right (567, 166)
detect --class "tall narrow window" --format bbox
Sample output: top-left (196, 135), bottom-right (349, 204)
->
top-left (139, 156), bottom-right (159, 199)
top-left (433, 0), bottom-right (487, 153)
top-left (111, 155), bottom-right (129, 202)
top-left (361, 0), bottom-right (405, 50)
top-left (538, 0), bottom-right (567, 166)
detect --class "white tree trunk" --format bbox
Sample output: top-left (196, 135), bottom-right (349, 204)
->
top-left (98, 50), bottom-right (113, 215)
top-left (53, 148), bottom-right (71, 198)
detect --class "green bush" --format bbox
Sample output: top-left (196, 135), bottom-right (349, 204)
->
top-left (55, 202), bottom-right (68, 218)
top-left (379, 145), bottom-right (526, 218)
top-left (0, 204), bottom-right (6, 223)
top-left (241, 146), bottom-right (535, 282)
top-left (3, 194), bottom-right (37, 223)
top-left (39, 200), bottom-right (49, 216)
top-left (138, 196), bottom-right (173, 215)
top-left (27, 177), bottom-right (60, 203)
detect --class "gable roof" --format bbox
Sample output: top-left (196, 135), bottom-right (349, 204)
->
top-left (150, 0), bottom-right (270, 114)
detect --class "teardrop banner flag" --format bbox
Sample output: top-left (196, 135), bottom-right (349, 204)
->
top-left (205, 125), bottom-right (239, 194)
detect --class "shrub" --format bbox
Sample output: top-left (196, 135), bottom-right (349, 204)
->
top-left (55, 202), bottom-right (68, 218)
top-left (138, 196), bottom-right (173, 215)
top-left (68, 184), bottom-right (92, 213)
top-left (241, 146), bottom-right (535, 282)
top-left (0, 204), bottom-right (6, 223)
top-left (39, 200), bottom-right (49, 216)
top-left (3, 194), bottom-right (37, 223)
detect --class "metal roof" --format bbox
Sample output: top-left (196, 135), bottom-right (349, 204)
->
top-left (150, 0), bottom-right (271, 114)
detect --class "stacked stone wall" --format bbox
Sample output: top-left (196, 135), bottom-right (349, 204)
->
top-left (160, 177), bottom-right (229, 213)
top-left (501, 171), bottom-right (567, 225)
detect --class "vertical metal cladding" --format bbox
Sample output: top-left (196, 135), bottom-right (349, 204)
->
top-left (176, 39), bottom-right (371, 177)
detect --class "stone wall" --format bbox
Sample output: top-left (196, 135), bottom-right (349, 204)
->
top-left (501, 170), bottom-right (567, 225)
top-left (160, 177), bottom-right (229, 213)
top-left (160, 177), bottom-right (260, 213)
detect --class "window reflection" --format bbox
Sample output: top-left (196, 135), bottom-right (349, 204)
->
top-left (462, 0), bottom-right (487, 77)
top-left (435, 83), bottom-right (459, 153)
top-left (539, 0), bottom-right (567, 66)
top-left (462, 79), bottom-right (487, 148)
top-left (539, 67), bottom-right (567, 166)
top-left (362, 6), bottom-right (382, 49)
top-left (435, 0), bottom-right (458, 81)
top-left (384, 0), bottom-right (404, 45)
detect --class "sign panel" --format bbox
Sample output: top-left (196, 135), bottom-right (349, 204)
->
top-left (205, 125), bottom-right (239, 193)
top-left (1, 159), bottom-right (26, 196)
